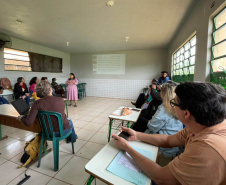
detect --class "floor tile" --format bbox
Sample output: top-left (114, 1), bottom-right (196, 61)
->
top-left (1, 126), bottom-right (19, 135)
top-left (8, 169), bottom-right (51, 185)
top-left (30, 151), bottom-right (73, 177)
top-left (79, 115), bottom-right (96, 122)
top-left (0, 140), bottom-right (26, 159)
top-left (84, 122), bottom-right (103, 131)
top-left (0, 161), bottom-right (25, 184)
top-left (92, 117), bottom-right (108, 124)
top-left (47, 178), bottom-right (71, 185)
top-left (76, 129), bottom-right (96, 141)
top-left (59, 139), bottom-right (87, 154)
top-left (0, 137), bottom-right (18, 149)
top-left (89, 132), bottom-right (108, 145)
top-left (73, 120), bottom-right (89, 128)
top-left (76, 142), bottom-right (104, 160)
top-left (0, 157), bottom-right (7, 165)
top-left (99, 125), bottom-right (109, 133)
top-left (8, 130), bottom-right (34, 139)
top-left (54, 156), bottom-right (89, 185)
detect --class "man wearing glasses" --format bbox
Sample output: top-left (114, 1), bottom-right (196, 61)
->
top-left (112, 82), bottom-right (226, 185)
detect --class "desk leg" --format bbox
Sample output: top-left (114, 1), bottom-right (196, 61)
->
top-left (65, 101), bottom-right (68, 117)
top-left (127, 122), bottom-right (130, 128)
top-left (108, 119), bottom-right (113, 142)
top-left (0, 122), bottom-right (8, 141)
top-left (86, 175), bottom-right (95, 185)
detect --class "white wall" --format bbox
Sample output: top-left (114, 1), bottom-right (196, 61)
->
top-left (71, 49), bottom-right (168, 99)
top-left (167, 0), bottom-right (226, 82)
top-left (0, 36), bottom-right (71, 85)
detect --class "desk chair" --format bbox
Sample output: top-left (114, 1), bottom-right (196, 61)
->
top-left (37, 110), bottom-right (75, 171)
top-left (60, 84), bottom-right (67, 98)
top-left (80, 83), bottom-right (87, 97)
top-left (77, 84), bottom-right (83, 100)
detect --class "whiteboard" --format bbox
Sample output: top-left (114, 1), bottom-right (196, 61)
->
top-left (92, 54), bottom-right (125, 74)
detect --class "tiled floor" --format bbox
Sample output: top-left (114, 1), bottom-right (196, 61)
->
top-left (0, 97), bottom-right (132, 185)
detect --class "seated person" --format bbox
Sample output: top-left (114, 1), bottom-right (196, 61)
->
top-left (41, 77), bottom-right (48, 81)
top-left (0, 86), bottom-right (9, 105)
top-left (112, 82), bottom-right (226, 184)
top-left (29, 77), bottom-right (40, 100)
top-left (139, 82), bottom-right (162, 120)
top-left (144, 83), bottom-right (183, 159)
top-left (51, 78), bottom-right (65, 97)
top-left (158, 71), bottom-right (170, 84)
top-left (14, 77), bottom-right (30, 107)
top-left (133, 83), bottom-right (183, 136)
top-left (131, 78), bottom-right (158, 108)
top-left (18, 81), bottom-right (77, 143)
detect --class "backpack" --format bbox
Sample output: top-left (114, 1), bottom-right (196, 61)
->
top-left (18, 134), bottom-right (47, 168)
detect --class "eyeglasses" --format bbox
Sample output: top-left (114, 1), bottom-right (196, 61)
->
top-left (170, 98), bottom-right (180, 108)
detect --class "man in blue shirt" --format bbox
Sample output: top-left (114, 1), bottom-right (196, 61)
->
top-left (158, 71), bottom-right (170, 84)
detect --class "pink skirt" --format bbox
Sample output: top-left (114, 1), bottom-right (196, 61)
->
top-left (67, 84), bottom-right (78, 100)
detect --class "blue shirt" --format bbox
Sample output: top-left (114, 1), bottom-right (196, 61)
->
top-left (158, 76), bottom-right (170, 84)
top-left (145, 104), bottom-right (183, 157)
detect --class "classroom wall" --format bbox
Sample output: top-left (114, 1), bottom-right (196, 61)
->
top-left (0, 36), bottom-right (71, 85)
top-left (167, 0), bottom-right (226, 82)
top-left (71, 49), bottom-right (168, 99)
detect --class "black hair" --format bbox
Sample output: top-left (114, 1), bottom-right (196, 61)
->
top-left (161, 71), bottom-right (168, 74)
top-left (17, 77), bottom-right (23, 84)
top-left (175, 82), bottom-right (226, 127)
top-left (41, 77), bottom-right (48, 81)
top-left (52, 78), bottom-right (56, 82)
top-left (68, 73), bottom-right (75, 80)
top-left (0, 86), bottom-right (4, 91)
top-left (29, 77), bottom-right (38, 86)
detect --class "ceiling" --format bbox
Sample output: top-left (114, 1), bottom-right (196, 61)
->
top-left (0, 0), bottom-right (197, 53)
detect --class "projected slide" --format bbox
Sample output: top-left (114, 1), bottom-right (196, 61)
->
top-left (92, 54), bottom-right (125, 74)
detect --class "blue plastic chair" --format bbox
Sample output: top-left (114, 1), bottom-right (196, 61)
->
top-left (37, 110), bottom-right (74, 171)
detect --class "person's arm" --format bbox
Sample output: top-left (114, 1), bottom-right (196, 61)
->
top-left (20, 102), bottom-right (38, 126)
top-left (65, 80), bottom-right (69, 85)
top-left (150, 87), bottom-right (161, 102)
top-left (147, 105), bottom-right (166, 133)
top-left (112, 134), bottom-right (180, 185)
top-left (75, 78), bottom-right (78, 85)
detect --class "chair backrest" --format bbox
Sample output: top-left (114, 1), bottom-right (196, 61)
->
top-left (37, 110), bottom-right (65, 140)
top-left (77, 84), bottom-right (82, 91)
top-left (60, 84), bottom-right (67, 91)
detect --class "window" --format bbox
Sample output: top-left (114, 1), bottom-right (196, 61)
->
top-left (3, 48), bottom-right (63, 73)
top-left (210, 7), bottom-right (226, 89)
top-left (4, 48), bottom-right (31, 71)
top-left (172, 35), bottom-right (196, 83)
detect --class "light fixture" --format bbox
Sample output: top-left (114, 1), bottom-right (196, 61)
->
top-left (106, 1), bottom-right (114, 7)
top-left (125, 37), bottom-right (130, 42)
top-left (16, 20), bottom-right (23, 24)
top-left (66, 42), bottom-right (70, 46)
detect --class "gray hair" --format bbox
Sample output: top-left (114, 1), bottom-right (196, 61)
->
top-left (35, 81), bottom-right (52, 98)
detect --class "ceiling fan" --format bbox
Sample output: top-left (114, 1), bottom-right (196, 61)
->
top-left (0, 33), bottom-right (12, 50)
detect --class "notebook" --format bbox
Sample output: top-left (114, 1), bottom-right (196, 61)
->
top-left (11, 99), bottom-right (30, 115)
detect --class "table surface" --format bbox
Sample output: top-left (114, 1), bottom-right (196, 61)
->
top-left (0, 104), bottom-right (20, 118)
top-left (85, 139), bottom-right (158, 185)
top-left (109, 107), bottom-right (141, 122)
top-left (1, 89), bottom-right (13, 96)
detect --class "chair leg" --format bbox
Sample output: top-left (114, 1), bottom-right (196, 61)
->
top-left (53, 138), bottom-right (59, 171)
top-left (70, 134), bottom-right (75, 154)
top-left (37, 136), bottom-right (44, 168)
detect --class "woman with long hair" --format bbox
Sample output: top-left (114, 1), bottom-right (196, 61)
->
top-left (65, 73), bottom-right (78, 107)
top-left (29, 77), bottom-right (40, 100)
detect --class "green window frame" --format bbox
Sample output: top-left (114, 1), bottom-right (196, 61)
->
top-left (172, 35), bottom-right (196, 83)
top-left (210, 7), bottom-right (226, 89)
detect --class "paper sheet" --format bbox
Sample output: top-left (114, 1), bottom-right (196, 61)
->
top-left (107, 145), bottom-right (154, 185)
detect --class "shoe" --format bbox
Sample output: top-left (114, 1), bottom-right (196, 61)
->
top-left (66, 137), bottom-right (77, 143)
top-left (68, 104), bottom-right (71, 106)
top-left (131, 101), bottom-right (136, 106)
top-left (73, 104), bottom-right (77, 107)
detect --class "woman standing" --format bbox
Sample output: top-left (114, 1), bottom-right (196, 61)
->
top-left (65, 73), bottom-right (78, 107)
